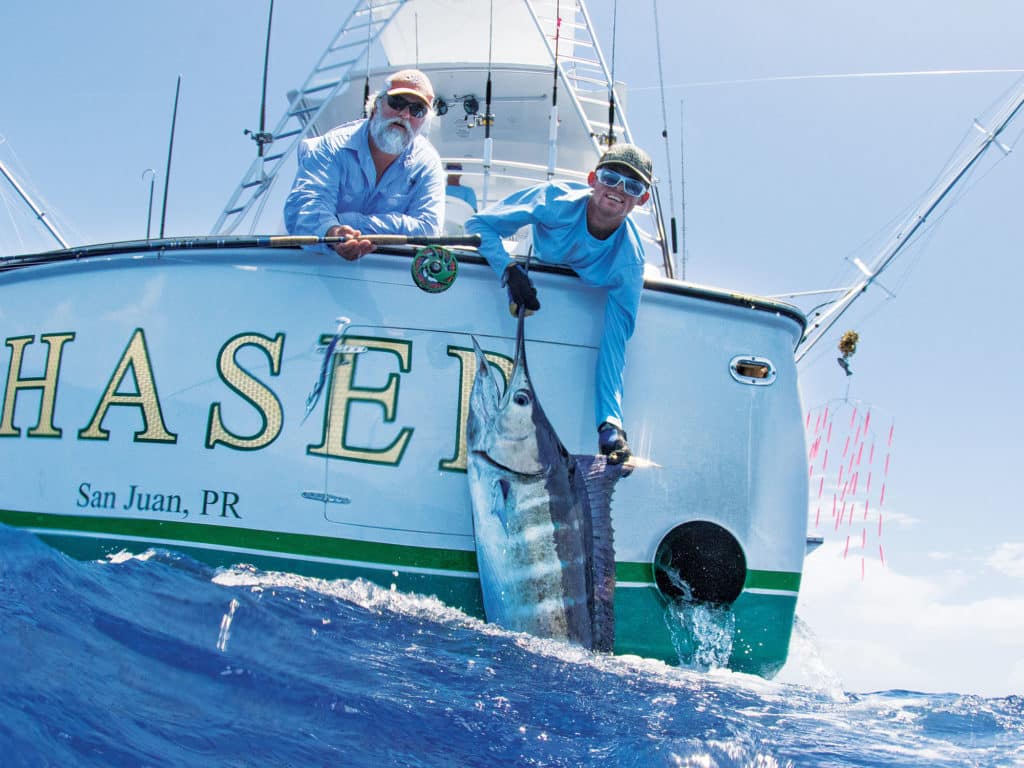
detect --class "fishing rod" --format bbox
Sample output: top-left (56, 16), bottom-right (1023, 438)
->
top-left (159, 75), bottom-right (181, 239)
top-left (0, 234), bottom-right (482, 272)
top-left (679, 99), bottom-right (687, 280)
top-left (243, 0), bottom-right (275, 158)
top-left (547, 0), bottom-right (562, 179)
top-left (362, 0), bottom-right (374, 117)
top-left (651, 0), bottom-right (678, 265)
top-left (607, 0), bottom-right (617, 146)
top-left (481, 0), bottom-right (495, 208)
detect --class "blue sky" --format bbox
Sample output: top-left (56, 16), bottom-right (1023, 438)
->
top-left (2, 1), bottom-right (1022, 697)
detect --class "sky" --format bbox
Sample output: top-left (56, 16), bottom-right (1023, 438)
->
top-left (1, 1), bottom-right (1023, 697)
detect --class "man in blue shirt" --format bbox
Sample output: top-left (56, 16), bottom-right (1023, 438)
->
top-left (445, 162), bottom-right (478, 211)
top-left (465, 144), bottom-right (652, 464)
top-left (284, 69), bottom-right (445, 261)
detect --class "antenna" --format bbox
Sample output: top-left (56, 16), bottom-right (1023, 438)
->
top-left (244, 0), bottom-right (275, 157)
top-left (159, 75), bottom-right (181, 239)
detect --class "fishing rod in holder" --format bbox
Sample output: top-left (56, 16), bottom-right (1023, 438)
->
top-left (546, 0), bottom-right (562, 179)
top-left (244, 0), bottom-right (276, 158)
top-left (481, 0), bottom-right (497, 207)
top-left (159, 75), bottom-right (181, 239)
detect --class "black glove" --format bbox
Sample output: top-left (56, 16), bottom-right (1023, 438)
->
top-left (598, 422), bottom-right (631, 465)
top-left (503, 263), bottom-right (540, 316)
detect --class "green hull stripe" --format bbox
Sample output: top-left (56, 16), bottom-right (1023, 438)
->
top-left (616, 561), bottom-right (652, 582)
top-left (0, 509), bottom-right (801, 592)
top-left (616, 562), bottom-right (799, 592)
top-left (0, 509), bottom-right (477, 573)
top-left (746, 569), bottom-right (801, 592)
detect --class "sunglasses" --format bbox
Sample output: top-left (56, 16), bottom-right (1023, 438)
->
top-left (385, 93), bottom-right (429, 118)
top-left (595, 167), bottom-right (648, 198)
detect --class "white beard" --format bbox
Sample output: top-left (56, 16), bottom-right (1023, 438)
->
top-left (369, 111), bottom-right (415, 155)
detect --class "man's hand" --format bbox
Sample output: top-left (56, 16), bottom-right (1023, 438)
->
top-left (598, 422), bottom-right (631, 465)
top-left (503, 263), bottom-right (540, 316)
top-left (326, 225), bottom-right (375, 261)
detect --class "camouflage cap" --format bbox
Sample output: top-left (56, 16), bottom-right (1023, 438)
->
top-left (596, 143), bottom-right (653, 185)
top-left (386, 68), bottom-right (435, 107)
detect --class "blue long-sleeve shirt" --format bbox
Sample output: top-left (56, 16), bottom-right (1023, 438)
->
top-left (465, 182), bottom-right (645, 430)
top-left (284, 119), bottom-right (444, 247)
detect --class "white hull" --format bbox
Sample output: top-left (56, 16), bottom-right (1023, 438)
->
top-left (1, 241), bottom-right (807, 673)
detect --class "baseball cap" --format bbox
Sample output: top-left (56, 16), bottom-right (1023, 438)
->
top-left (387, 69), bottom-right (435, 107)
top-left (596, 143), bottom-right (653, 186)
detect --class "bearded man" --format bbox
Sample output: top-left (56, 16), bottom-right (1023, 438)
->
top-left (284, 69), bottom-right (444, 261)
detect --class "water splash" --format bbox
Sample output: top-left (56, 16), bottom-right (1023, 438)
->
top-left (658, 569), bottom-right (736, 670)
top-left (216, 598), bottom-right (240, 652)
top-left (665, 599), bottom-right (736, 671)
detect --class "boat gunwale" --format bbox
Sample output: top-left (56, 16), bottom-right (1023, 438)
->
top-left (0, 238), bottom-right (807, 333)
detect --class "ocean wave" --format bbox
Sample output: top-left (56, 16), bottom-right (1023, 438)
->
top-left (1, 524), bottom-right (1020, 767)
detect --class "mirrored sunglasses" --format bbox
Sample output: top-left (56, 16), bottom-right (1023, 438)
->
top-left (386, 93), bottom-right (429, 118)
top-left (595, 167), bottom-right (647, 197)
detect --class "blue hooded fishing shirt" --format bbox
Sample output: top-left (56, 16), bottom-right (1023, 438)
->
top-left (465, 182), bottom-right (645, 430)
top-left (284, 119), bottom-right (444, 248)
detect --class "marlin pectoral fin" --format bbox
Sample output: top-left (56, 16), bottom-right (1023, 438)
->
top-left (489, 477), bottom-right (512, 534)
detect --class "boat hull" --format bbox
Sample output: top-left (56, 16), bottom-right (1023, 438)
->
top-left (0, 243), bottom-right (807, 675)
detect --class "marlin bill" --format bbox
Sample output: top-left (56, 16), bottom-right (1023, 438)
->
top-left (466, 314), bottom-right (626, 652)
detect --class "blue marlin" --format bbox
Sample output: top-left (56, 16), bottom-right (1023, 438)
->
top-left (467, 312), bottom-right (624, 652)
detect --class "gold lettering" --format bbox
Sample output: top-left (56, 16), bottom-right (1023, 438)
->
top-left (440, 346), bottom-right (513, 471)
top-left (308, 336), bottom-right (413, 465)
top-left (78, 328), bottom-right (177, 443)
top-left (206, 333), bottom-right (285, 450)
top-left (0, 333), bottom-right (74, 438)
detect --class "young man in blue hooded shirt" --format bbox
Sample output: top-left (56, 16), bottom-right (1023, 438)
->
top-left (284, 69), bottom-right (445, 261)
top-left (464, 144), bottom-right (652, 464)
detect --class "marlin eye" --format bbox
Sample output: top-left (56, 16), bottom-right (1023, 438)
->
top-left (512, 389), bottom-right (532, 406)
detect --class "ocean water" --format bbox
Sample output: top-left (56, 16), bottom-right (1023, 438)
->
top-left (1, 524), bottom-right (1021, 767)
